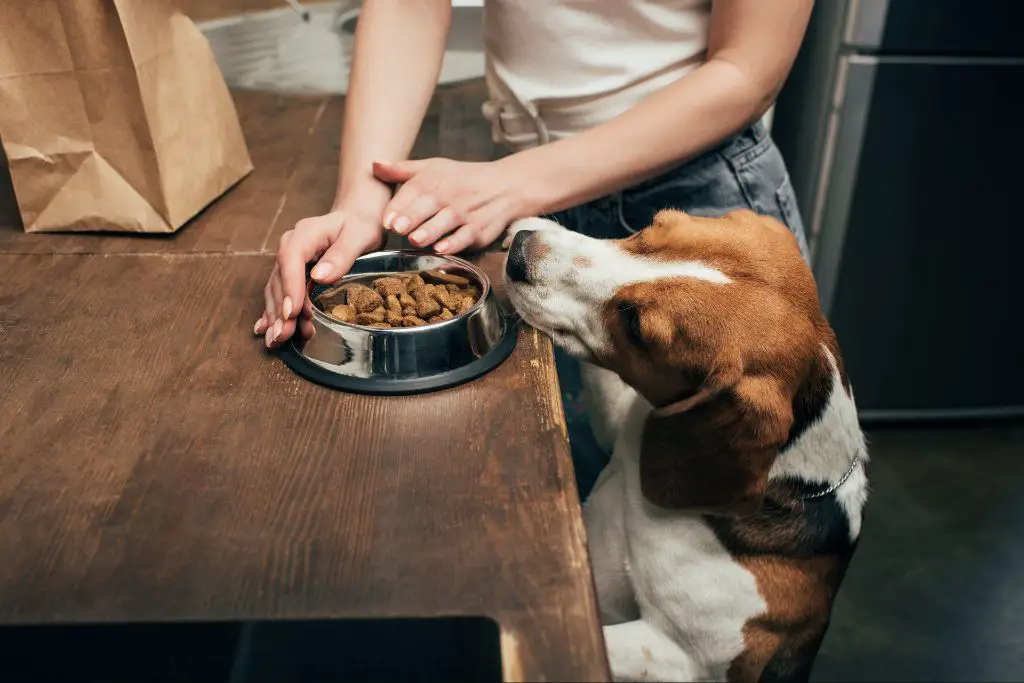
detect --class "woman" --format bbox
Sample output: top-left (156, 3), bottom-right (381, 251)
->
top-left (256, 0), bottom-right (813, 349)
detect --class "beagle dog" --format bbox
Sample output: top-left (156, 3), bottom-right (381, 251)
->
top-left (503, 209), bottom-right (868, 683)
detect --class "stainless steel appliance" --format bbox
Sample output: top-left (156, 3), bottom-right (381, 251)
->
top-left (773, 0), bottom-right (1024, 421)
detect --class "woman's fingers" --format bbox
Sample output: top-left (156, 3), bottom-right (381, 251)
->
top-left (408, 207), bottom-right (462, 247)
top-left (434, 223), bottom-right (479, 254)
top-left (264, 317), bottom-right (296, 349)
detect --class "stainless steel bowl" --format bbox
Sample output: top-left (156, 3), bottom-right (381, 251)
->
top-left (278, 250), bottom-right (518, 394)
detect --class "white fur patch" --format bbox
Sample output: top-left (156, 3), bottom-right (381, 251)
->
top-left (767, 345), bottom-right (869, 539)
top-left (505, 218), bottom-right (730, 360)
top-left (584, 395), bottom-right (767, 681)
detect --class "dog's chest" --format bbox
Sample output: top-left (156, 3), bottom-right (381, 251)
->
top-left (613, 401), bottom-right (767, 663)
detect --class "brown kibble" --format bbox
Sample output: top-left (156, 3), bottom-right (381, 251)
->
top-left (347, 285), bottom-right (384, 313)
top-left (416, 297), bottom-right (441, 319)
top-left (329, 304), bottom-right (357, 323)
top-left (424, 268), bottom-right (470, 286)
top-left (356, 309), bottom-right (387, 325)
top-left (316, 283), bottom-right (352, 309)
top-left (318, 269), bottom-right (480, 329)
top-left (430, 286), bottom-right (457, 311)
top-left (373, 277), bottom-right (405, 297)
top-left (404, 273), bottom-right (425, 293)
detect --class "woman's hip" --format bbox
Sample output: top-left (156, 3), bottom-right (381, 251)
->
top-left (553, 120), bottom-right (811, 262)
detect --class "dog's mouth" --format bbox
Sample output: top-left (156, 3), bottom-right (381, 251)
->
top-left (508, 290), bottom-right (594, 360)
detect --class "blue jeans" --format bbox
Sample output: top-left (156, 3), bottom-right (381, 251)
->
top-left (544, 120), bottom-right (811, 499)
top-left (550, 119), bottom-right (811, 258)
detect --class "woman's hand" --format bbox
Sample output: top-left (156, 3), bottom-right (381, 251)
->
top-left (371, 156), bottom-right (540, 254)
top-left (254, 181), bottom-right (391, 349)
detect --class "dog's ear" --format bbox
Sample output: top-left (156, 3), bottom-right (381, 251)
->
top-left (639, 369), bottom-right (794, 516)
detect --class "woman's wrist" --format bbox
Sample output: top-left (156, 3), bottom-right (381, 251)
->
top-left (493, 151), bottom-right (559, 218)
top-left (333, 175), bottom-right (393, 214)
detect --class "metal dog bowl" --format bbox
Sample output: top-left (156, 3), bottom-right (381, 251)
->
top-left (277, 251), bottom-right (519, 395)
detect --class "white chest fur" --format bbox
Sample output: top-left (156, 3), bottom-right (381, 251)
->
top-left (585, 394), bottom-right (767, 680)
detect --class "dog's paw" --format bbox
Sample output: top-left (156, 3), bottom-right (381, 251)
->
top-left (501, 217), bottom-right (565, 250)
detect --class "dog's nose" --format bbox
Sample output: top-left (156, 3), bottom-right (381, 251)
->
top-left (505, 229), bottom-right (534, 283)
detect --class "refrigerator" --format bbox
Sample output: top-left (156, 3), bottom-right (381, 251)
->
top-left (772, 0), bottom-right (1024, 422)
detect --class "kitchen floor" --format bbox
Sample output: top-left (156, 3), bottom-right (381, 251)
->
top-left (558, 349), bottom-right (1024, 682)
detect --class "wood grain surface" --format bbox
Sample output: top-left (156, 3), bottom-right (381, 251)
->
top-left (0, 83), bottom-right (609, 681)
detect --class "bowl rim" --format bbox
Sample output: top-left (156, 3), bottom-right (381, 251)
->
top-left (308, 250), bottom-right (493, 334)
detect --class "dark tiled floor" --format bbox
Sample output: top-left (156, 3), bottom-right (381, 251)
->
top-left (556, 353), bottom-right (1024, 682)
top-left (812, 425), bottom-right (1024, 682)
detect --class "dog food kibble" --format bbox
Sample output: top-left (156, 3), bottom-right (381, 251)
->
top-left (316, 269), bottom-right (481, 328)
top-left (373, 277), bottom-right (406, 297)
top-left (330, 304), bottom-right (357, 323)
top-left (356, 309), bottom-right (387, 325)
top-left (346, 285), bottom-right (384, 314)
top-left (404, 273), bottom-right (426, 293)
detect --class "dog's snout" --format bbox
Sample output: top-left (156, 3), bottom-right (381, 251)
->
top-left (505, 229), bottom-right (534, 283)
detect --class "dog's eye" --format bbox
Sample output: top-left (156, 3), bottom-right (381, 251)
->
top-left (621, 305), bottom-right (644, 347)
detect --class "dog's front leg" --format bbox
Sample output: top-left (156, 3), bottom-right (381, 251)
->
top-left (580, 362), bottom-right (636, 454)
top-left (604, 620), bottom-right (701, 682)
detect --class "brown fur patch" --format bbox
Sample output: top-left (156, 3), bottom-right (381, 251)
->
top-left (594, 209), bottom-right (830, 512)
top-left (526, 237), bottom-right (551, 262)
top-left (572, 255), bottom-right (594, 268)
top-left (728, 555), bottom-right (848, 683)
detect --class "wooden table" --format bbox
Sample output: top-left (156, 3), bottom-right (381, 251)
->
top-left (0, 84), bottom-right (609, 682)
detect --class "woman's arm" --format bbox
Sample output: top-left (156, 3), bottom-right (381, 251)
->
top-left (258, 0), bottom-right (451, 346)
top-left (335, 0), bottom-right (452, 207)
top-left (512, 0), bottom-right (814, 213)
top-left (369, 0), bottom-right (813, 254)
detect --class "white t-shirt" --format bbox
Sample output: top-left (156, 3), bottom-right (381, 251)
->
top-left (481, 0), bottom-right (713, 149)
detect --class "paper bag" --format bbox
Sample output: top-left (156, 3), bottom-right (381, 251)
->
top-left (0, 0), bottom-right (254, 233)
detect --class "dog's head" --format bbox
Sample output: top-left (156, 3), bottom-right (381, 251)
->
top-left (505, 209), bottom-right (847, 515)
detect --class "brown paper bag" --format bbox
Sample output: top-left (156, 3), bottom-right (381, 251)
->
top-left (0, 0), bottom-right (253, 233)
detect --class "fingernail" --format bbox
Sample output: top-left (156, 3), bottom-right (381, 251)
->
top-left (409, 229), bottom-right (424, 243)
top-left (383, 212), bottom-right (396, 229)
top-left (264, 326), bottom-right (274, 348)
top-left (311, 262), bottom-right (332, 280)
top-left (273, 319), bottom-right (283, 342)
top-left (254, 318), bottom-right (267, 335)
top-left (435, 240), bottom-right (449, 253)
top-left (394, 217), bottom-right (410, 234)
top-left (283, 296), bottom-right (293, 319)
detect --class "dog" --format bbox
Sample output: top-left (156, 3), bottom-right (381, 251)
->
top-left (502, 209), bottom-right (868, 682)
